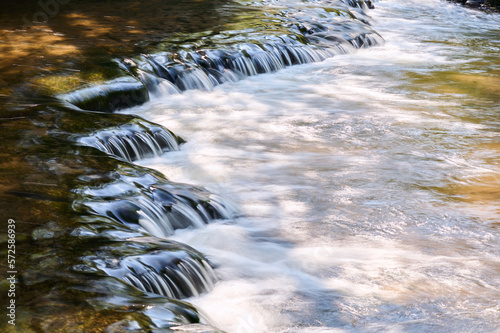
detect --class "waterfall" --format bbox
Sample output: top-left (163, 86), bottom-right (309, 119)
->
top-left (118, 33), bottom-right (383, 98)
top-left (76, 173), bottom-right (235, 237)
top-left (78, 121), bottom-right (184, 162)
top-left (96, 249), bottom-right (217, 299)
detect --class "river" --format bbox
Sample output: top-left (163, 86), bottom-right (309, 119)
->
top-left (2, 0), bottom-right (499, 332)
top-left (124, 0), bottom-right (500, 331)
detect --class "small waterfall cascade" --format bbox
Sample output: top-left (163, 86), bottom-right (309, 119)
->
top-left (60, 1), bottom-right (383, 111)
top-left (75, 171), bottom-right (235, 238)
top-left (69, 113), bottom-right (234, 304)
top-left (96, 250), bottom-right (217, 299)
top-left (120, 33), bottom-right (383, 98)
top-left (78, 121), bottom-right (184, 162)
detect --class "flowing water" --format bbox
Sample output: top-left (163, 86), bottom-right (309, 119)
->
top-left (121, 0), bottom-right (500, 331)
top-left (1, 0), bottom-right (499, 332)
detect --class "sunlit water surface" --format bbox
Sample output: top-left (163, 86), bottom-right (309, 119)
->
top-left (121, 0), bottom-right (500, 331)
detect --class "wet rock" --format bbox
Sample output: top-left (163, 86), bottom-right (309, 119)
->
top-left (466, 0), bottom-right (485, 6)
top-left (61, 79), bottom-right (149, 112)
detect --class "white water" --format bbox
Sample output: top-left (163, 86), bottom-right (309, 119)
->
top-left (122, 0), bottom-right (500, 331)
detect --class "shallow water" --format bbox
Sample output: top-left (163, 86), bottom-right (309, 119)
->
top-left (1, 0), bottom-right (499, 331)
top-left (116, 0), bottom-right (500, 331)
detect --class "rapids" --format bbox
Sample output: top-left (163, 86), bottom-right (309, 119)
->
top-left (116, 0), bottom-right (500, 331)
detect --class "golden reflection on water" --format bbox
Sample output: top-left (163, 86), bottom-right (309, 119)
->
top-left (0, 0), bottom-right (234, 95)
top-left (449, 73), bottom-right (500, 98)
top-left (400, 43), bottom-right (500, 220)
top-left (444, 142), bottom-right (500, 221)
top-left (407, 70), bottom-right (500, 102)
